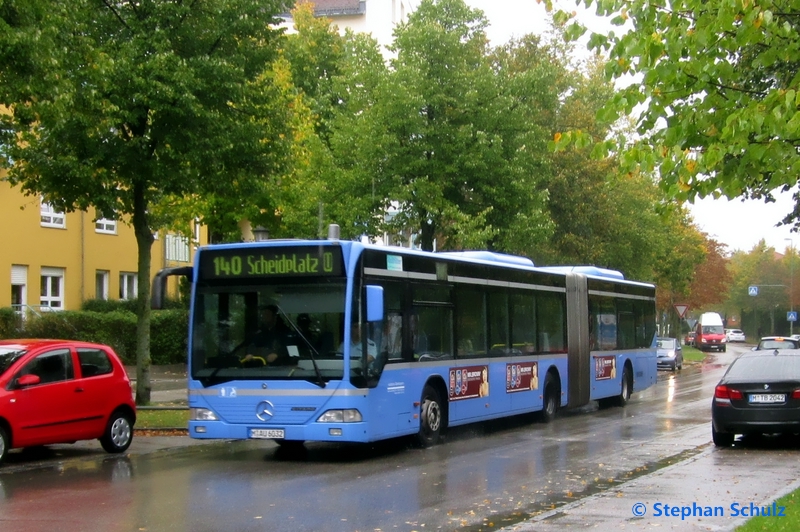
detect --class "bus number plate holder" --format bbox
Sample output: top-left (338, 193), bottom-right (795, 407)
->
top-left (250, 429), bottom-right (285, 439)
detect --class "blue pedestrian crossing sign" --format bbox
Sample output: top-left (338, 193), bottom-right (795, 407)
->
top-left (749, 286), bottom-right (758, 296)
top-left (789, 311), bottom-right (798, 322)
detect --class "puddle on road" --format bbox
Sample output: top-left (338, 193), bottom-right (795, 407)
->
top-left (457, 445), bottom-right (709, 532)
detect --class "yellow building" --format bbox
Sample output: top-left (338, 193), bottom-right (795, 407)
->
top-left (0, 176), bottom-right (203, 312)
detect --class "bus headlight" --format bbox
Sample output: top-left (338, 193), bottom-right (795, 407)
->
top-left (190, 408), bottom-right (219, 421)
top-left (317, 409), bottom-right (362, 423)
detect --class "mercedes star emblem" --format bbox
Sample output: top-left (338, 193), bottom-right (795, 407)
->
top-left (256, 400), bottom-right (275, 421)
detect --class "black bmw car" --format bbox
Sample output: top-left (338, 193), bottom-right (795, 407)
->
top-left (712, 349), bottom-right (800, 446)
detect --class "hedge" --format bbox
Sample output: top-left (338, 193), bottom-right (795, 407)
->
top-left (0, 307), bottom-right (188, 366)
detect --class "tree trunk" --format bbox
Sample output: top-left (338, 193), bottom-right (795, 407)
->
top-left (132, 182), bottom-right (155, 405)
top-left (420, 219), bottom-right (436, 252)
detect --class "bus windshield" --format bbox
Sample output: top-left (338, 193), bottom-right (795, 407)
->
top-left (190, 280), bottom-right (347, 386)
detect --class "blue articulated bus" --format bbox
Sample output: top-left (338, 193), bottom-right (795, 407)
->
top-left (153, 231), bottom-right (657, 447)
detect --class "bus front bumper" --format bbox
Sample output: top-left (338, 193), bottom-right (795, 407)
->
top-left (188, 420), bottom-right (371, 443)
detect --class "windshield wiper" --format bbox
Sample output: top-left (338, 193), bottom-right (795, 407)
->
top-left (277, 305), bottom-right (326, 388)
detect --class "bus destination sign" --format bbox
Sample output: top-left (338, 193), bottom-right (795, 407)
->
top-left (199, 246), bottom-right (343, 280)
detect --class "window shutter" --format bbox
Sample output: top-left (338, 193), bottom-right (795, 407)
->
top-left (11, 265), bottom-right (27, 285)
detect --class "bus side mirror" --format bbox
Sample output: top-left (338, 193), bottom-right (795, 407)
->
top-left (151, 266), bottom-right (194, 309)
top-left (366, 285), bottom-right (384, 322)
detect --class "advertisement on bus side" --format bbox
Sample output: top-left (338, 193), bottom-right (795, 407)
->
top-left (595, 355), bottom-right (617, 380)
top-left (505, 362), bottom-right (539, 392)
top-left (448, 366), bottom-right (489, 401)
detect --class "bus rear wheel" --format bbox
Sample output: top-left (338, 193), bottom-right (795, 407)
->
top-left (416, 385), bottom-right (443, 447)
top-left (541, 374), bottom-right (559, 423)
top-left (617, 365), bottom-right (632, 407)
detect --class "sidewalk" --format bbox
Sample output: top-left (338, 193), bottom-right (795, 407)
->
top-left (507, 426), bottom-right (800, 531)
top-left (125, 363), bottom-right (188, 404)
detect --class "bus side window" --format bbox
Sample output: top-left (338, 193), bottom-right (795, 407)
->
top-left (455, 286), bottom-right (485, 358)
top-left (410, 314), bottom-right (428, 356)
top-left (414, 306), bottom-right (453, 361)
top-left (381, 313), bottom-right (403, 360)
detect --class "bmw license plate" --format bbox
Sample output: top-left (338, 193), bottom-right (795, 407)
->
top-left (250, 429), bottom-right (285, 439)
top-left (749, 394), bottom-right (786, 404)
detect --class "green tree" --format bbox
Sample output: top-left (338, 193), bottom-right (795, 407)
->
top-left (551, 0), bottom-right (800, 224)
top-left (726, 241), bottom-right (793, 335)
top-left (538, 53), bottom-right (705, 291)
top-left (326, 0), bottom-right (553, 251)
top-left (319, 29), bottom-right (394, 240)
top-left (0, 0), bottom-right (293, 403)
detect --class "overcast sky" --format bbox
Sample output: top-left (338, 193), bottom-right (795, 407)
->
top-left (464, 0), bottom-right (797, 253)
top-left (688, 192), bottom-right (798, 253)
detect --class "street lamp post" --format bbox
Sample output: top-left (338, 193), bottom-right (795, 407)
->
top-left (787, 238), bottom-right (794, 336)
top-left (252, 226), bottom-right (270, 241)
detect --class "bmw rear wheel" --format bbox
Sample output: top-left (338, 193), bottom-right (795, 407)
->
top-left (712, 425), bottom-right (734, 447)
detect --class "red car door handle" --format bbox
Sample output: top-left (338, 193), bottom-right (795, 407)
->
top-left (75, 387), bottom-right (84, 393)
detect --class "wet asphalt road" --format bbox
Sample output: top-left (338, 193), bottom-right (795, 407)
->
top-left (2, 344), bottom-right (800, 532)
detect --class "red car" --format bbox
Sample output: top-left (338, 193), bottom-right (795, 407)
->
top-left (0, 339), bottom-right (136, 465)
top-left (684, 331), bottom-right (696, 346)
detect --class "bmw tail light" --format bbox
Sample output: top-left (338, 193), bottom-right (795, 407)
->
top-left (715, 385), bottom-right (742, 403)
top-left (792, 389), bottom-right (800, 399)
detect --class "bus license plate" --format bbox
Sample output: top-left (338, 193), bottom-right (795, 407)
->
top-left (749, 394), bottom-right (786, 404)
top-left (250, 429), bottom-right (285, 439)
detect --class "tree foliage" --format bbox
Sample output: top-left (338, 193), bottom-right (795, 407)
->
top-left (552, 0), bottom-right (800, 227)
top-left (284, 0), bottom-right (707, 296)
top-left (321, 0), bottom-right (555, 251)
top-left (0, 0), bottom-right (294, 403)
top-left (686, 237), bottom-right (733, 311)
top-left (724, 240), bottom-right (799, 335)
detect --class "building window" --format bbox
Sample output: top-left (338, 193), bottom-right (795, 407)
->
top-left (120, 272), bottom-right (137, 300)
top-left (95, 218), bottom-right (117, 234)
top-left (11, 265), bottom-right (28, 317)
top-left (166, 233), bottom-right (190, 262)
top-left (95, 270), bottom-right (109, 300)
top-left (40, 267), bottom-right (65, 309)
top-left (40, 199), bottom-right (65, 228)
top-left (193, 218), bottom-right (201, 243)
top-left (11, 284), bottom-right (24, 307)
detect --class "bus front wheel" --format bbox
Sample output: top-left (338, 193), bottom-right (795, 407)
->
top-left (416, 385), bottom-right (443, 447)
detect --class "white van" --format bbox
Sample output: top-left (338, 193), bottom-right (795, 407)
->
top-left (695, 312), bottom-right (726, 352)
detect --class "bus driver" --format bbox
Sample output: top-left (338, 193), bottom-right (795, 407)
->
top-left (241, 304), bottom-right (292, 366)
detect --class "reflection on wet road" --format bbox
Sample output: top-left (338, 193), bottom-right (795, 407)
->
top-left (2, 345), bottom-right (799, 532)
